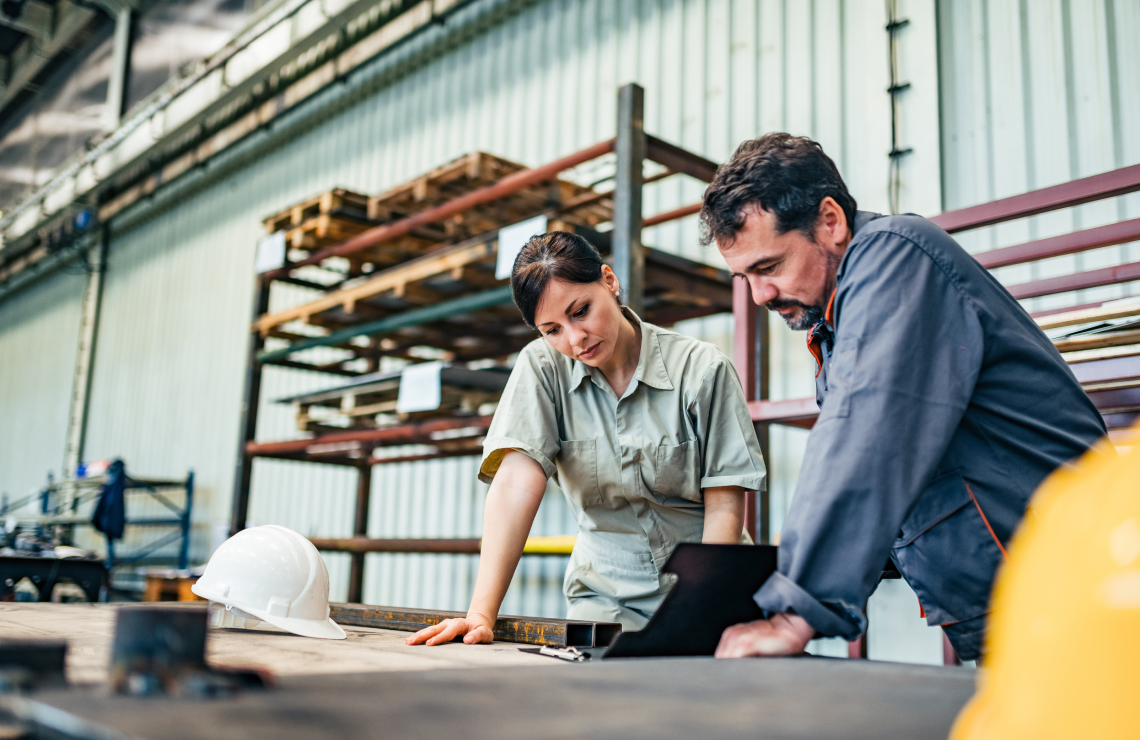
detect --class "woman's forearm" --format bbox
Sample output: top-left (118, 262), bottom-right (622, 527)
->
top-left (702, 486), bottom-right (747, 543)
top-left (466, 450), bottom-right (548, 626)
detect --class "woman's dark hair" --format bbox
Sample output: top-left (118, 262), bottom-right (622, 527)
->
top-left (699, 133), bottom-right (857, 245)
top-left (510, 231), bottom-right (607, 328)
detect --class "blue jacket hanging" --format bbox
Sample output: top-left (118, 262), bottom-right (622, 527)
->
top-left (92, 459), bottom-right (127, 541)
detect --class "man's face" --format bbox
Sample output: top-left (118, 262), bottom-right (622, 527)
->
top-left (716, 199), bottom-right (850, 330)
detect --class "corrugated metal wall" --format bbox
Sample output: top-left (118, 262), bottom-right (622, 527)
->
top-left (70, 0), bottom-right (945, 617)
top-left (0, 269), bottom-right (84, 509)
top-left (938, 0), bottom-right (1140, 312)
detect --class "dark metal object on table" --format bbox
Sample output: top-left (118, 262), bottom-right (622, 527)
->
top-left (0, 640), bottom-right (67, 693)
top-left (328, 604), bottom-right (621, 648)
top-left (109, 606), bottom-right (268, 698)
top-left (604, 543), bottom-right (777, 658)
top-left (0, 556), bottom-right (105, 603)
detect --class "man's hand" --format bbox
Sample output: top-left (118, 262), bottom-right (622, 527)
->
top-left (715, 613), bottom-right (815, 658)
top-left (404, 614), bottom-right (494, 646)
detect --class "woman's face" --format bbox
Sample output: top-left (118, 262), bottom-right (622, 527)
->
top-left (533, 266), bottom-right (627, 367)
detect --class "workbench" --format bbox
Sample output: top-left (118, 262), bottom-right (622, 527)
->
top-left (0, 604), bottom-right (977, 739)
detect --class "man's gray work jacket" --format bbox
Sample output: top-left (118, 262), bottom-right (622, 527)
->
top-left (753, 211), bottom-right (1107, 640)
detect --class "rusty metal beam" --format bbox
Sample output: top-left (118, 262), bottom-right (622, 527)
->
top-left (265, 140), bottom-right (617, 280)
top-left (313, 537), bottom-right (481, 554)
top-left (347, 459), bottom-right (373, 603)
top-left (973, 218), bottom-right (1140, 270)
top-left (1006, 261), bottom-right (1140, 300)
top-left (930, 163), bottom-right (1140, 233)
top-left (645, 136), bottom-right (720, 184)
top-left (613, 84), bottom-right (645, 316)
top-left (644, 202), bottom-right (703, 228)
top-left (327, 603), bottom-right (621, 647)
top-left (245, 416), bottom-right (493, 457)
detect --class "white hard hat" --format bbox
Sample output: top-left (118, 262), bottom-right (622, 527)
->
top-left (192, 525), bottom-right (346, 640)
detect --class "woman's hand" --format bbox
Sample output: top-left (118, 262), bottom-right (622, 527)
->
top-left (405, 614), bottom-right (495, 646)
top-left (407, 450), bottom-right (546, 648)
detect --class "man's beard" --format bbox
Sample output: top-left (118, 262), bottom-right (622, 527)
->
top-left (768, 299), bottom-right (824, 331)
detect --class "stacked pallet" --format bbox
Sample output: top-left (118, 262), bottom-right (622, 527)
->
top-left (256, 153), bottom-right (733, 367)
top-left (280, 364), bottom-right (511, 434)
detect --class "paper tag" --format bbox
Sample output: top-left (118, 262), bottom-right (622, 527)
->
top-left (255, 231), bottom-right (287, 273)
top-left (396, 361), bottom-right (445, 413)
top-left (495, 215), bottom-right (548, 280)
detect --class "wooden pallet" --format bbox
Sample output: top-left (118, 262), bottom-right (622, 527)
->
top-left (367, 151), bottom-right (612, 230)
top-left (285, 365), bottom-right (510, 433)
top-left (142, 574), bottom-right (203, 602)
top-left (264, 188), bottom-right (371, 233)
top-left (255, 243), bottom-right (733, 372)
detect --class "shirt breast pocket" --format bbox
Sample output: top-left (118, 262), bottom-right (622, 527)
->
top-left (557, 439), bottom-right (603, 507)
top-left (652, 440), bottom-right (702, 504)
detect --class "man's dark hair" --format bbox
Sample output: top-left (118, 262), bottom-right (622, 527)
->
top-left (510, 231), bottom-right (607, 328)
top-left (699, 133), bottom-right (857, 246)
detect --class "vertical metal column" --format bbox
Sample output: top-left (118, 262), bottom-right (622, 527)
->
top-left (613, 83), bottom-right (645, 315)
top-left (103, 7), bottom-right (135, 132)
top-left (230, 278), bottom-right (271, 536)
top-left (347, 457), bottom-right (373, 603)
top-left (64, 229), bottom-right (109, 480)
top-left (732, 280), bottom-right (770, 543)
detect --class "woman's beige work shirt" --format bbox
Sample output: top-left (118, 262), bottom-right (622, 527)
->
top-left (479, 309), bottom-right (766, 628)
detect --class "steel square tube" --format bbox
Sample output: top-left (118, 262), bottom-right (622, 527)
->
top-left (973, 218), bottom-right (1140, 269)
top-left (245, 415), bottom-right (493, 456)
top-left (645, 136), bottom-right (720, 183)
top-left (748, 398), bottom-right (819, 429)
top-left (327, 604), bottom-right (620, 647)
top-left (1069, 355), bottom-right (1140, 385)
top-left (1006, 261), bottom-right (1140, 300)
top-left (930, 164), bottom-right (1140, 233)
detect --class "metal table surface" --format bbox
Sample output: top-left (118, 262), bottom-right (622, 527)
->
top-left (5, 657), bottom-right (976, 740)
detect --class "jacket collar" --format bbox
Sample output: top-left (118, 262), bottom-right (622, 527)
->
top-left (806, 212), bottom-right (879, 377)
top-left (569, 307), bottom-right (673, 394)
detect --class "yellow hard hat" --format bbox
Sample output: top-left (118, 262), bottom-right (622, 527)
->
top-left (951, 427), bottom-right (1140, 739)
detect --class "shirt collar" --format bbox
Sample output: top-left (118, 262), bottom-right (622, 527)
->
top-left (568, 307), bottom-right (673, 393)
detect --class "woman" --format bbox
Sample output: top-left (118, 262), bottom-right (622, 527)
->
top-left (407, 232), bottom-right (765, 644)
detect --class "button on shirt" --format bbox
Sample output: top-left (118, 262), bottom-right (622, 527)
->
top-left (479, 309), bottom-right (766, 628)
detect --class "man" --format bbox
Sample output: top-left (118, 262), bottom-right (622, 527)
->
top-left (703, 133), bottom-right (1107, 661)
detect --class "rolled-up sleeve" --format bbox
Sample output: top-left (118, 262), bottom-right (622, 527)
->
top-left (479, 344), bottom-right (561, 483)
top-left (753, 228), bottom-right (984, 638)
top-left (691, 357), bottom-right (767, 491)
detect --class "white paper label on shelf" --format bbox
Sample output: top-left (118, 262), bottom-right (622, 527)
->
top-left (396, 361), bottom-right (445, 413)
top-left (255, 231), bottom-right (287, 273)
top-left (495, 215), bottom-right (548, 280)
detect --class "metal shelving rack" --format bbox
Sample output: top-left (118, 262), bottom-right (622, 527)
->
top-left (24, 472), bottom-right (196, 570)
top-left (232, 83), bottom-right (758, 602)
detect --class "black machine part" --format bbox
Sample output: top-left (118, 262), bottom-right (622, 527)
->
top-left (0, 639), bottom-right (68, 693)
top-left (109, 606), bottom-right (269, 698)
top-left (603, 543), bottom-right (778, 658)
